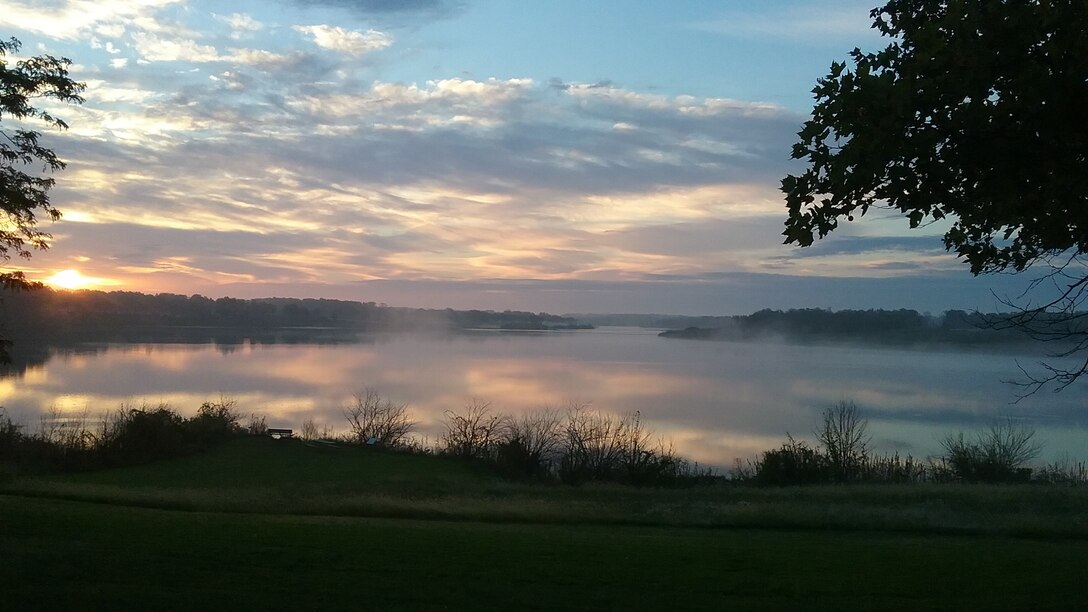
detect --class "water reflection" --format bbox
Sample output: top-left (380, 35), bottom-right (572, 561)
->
top-left (2, 328), bottom-right (1085, 468)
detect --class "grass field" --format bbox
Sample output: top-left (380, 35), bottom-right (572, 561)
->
top-left (3, 437), bottom-right (1087, 610)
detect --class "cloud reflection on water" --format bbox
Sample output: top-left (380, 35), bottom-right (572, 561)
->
top-left (2, 329), bottom-right (1085, 468)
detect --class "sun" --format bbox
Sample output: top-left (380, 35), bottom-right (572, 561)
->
top-left (45, 269), bottom-right (95, 290)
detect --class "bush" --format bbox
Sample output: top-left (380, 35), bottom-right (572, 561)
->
top-left (557, 406), bottom-right (690, 485)
top-left (1034, 457), bottom-right (1088, 485)
top-left (0, 407), bottom-right (24, 458)
top-left (558, 404), bottom-right (630, 484)
top-left (437, 400), bottom-right (701, 486)
top-left (300, 418), bottom-right (319, 440)
top-left (99, 403), bottom-right (188, 465)
top-left (38, 408), bottom-right (96, 452)
top-left (31, 408), bottom-right (99, 471)
top-left (186, 398), bottom-right (242, 446)
top-left (940, 420), bottom-right (1042, 483)
top-left (860, 452), bottom-right (932, 484)
top-left (245, 413), bottom-right (268, 436)
top-left (343, 389), bottom-right (416, 448)
top-left (754, 435), bottom-right (828, 485)
top-left (495, 409), bottom-right (563, 479)
top-left (3, 401), bottom-right (254, 473)
top-left (441, 400), bottom-right (507, 460)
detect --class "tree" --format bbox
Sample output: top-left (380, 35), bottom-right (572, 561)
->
top-left (342, 389), bottom-right (416, 447)
top-left (816, 400), bottom-right (870, 482)
top-left (0, 37), bottom-right (83, 362)
top-left (1, 37), bottom-right (85, 290)
top-left (782, 1), bottom-right (1088, 390)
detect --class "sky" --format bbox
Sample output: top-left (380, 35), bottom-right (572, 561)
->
top-left (0, 0), bottom-right (1039, 315)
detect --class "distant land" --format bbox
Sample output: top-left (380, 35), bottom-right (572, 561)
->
top-left (572, 310), bottom-right (1051, 351)
top-left (565, 313), bottom-right (739, 330)
top-left (0, 289), bottom-right (590, 370)
top-left (0, 290), bottom-right (1067, 373)
top-left (657, 309), bottom-right (1043, 349)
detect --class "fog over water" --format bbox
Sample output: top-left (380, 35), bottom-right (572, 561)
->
top-left (2, 328), bottom-right (1085, 468)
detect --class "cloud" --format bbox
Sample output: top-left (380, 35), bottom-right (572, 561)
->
top-left (131, 32), bottom-right (222, 63)
top-left (129, 31), bottom-right (320, 72)
top-left (601, 217), bottom-right (785, 258)
top-left (39, 65), bottom-right (818, 292)
top-left (0, 0), bottom-right (183, 40)
top-left (214, 12), bottom-right (264, 39)
top-left (7, 1), bottom-right (971, 308)
top-left (286, 78), bottom-right (534, 130)
top-left (779, 236), bottom-right (948, 259)
top-left (867, 261), bottom-right (923, 271)
top-left (252, 79), bottom-right (800, 204)
top-left (285, 0), bottom-right (460, 16)
top-left (293, 24), bottom-right (393, 56)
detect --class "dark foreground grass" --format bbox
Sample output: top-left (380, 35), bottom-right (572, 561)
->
top-left (4, 438), bottom-right (1088, 609)
top-left (7, 437), bottom-right (1088, 536)
top-left (4, 495), bottom-right (1087, 611)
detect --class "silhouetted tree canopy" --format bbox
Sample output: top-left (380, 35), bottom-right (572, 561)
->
top-left (0, 36), bottom-right (84, 290)
top-left (782, 1), bottom-right (1088, 391)
top-left (782, 0), bottom-right (1088, 275)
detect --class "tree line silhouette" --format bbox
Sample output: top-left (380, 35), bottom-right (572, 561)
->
top-left (0, 288), bottom-right (590, 365)
top-left (659, 308), bottom-right (1055, 348)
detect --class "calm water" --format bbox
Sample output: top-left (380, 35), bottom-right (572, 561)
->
top-left (2, 328), bottom-right (1085, 468)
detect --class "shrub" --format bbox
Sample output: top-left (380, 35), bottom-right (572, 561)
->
top-left (245, 413), bottom-right (268, 436)
top-left (556, 406), bottom-right (689, 485)
top-left (300, 418), bottom-right (319, 440)
top-left (754, 435), bottom-right (828, 485)
top-left (32, 408), bottom-right (99, 470)
top-left (626, 440), bottom-right (699, 486)
top-left (496, 409), bottom-right (563, 479)
top-left (4, 401), bottom-right (269, 473)
top-left (299, 418), bottom-right (336, 441)
top-left (559, 404), bottom-right (629, 484)
top-left (0, 407), bottom-right (24, 458)
top-left (441, 400), bottom-right (507, 459)
top-left (613, 412), bottom-right (695, 485)
top-left (343, 389), bottom-right (416, 448)
top-left (860, 452), bottom-right (931, 484)
top-left (99, 403), bottom-right (188, 465)
top-left (38, 408), bottom-right (96, 451)
top-left (186, 398), bottom-right (242, 446)
top-left (1034, 457), bottom-right (1088, 485)
top-left (940, 419), bottom-right (1042, 483)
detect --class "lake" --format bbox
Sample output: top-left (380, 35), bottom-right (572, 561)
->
top-left (2, 327), bottom-right (1085, 468)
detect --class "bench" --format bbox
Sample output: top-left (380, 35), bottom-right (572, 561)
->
top-left (267, 428), bottom-right (293, 439)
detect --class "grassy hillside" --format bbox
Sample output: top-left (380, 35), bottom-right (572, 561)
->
top-left (4, 438), bottom-right (1088, 609)
top-left (7, 437), bottom-right (1088, 535)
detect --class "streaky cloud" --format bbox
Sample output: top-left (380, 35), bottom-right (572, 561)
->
top-left (284, 0), bottom-right (463, 20)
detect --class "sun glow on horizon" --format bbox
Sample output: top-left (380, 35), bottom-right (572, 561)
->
top-left (45, 269), bottom-right (104, 290)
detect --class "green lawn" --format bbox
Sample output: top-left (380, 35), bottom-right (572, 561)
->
top-left (8, 437), bottom-right (1088, 535)
top-left (3, 438), bottom-right (1087, 610)
top-left (5, 495), bottom-right (1086, 611)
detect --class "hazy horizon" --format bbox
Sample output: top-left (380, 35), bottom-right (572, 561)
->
top-left (38, 270), bottom-right (1037, 319)
top-left (199, 271), bottom-right (1039, 317)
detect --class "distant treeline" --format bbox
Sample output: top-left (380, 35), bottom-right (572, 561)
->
top-left (0, 288), bottom-right (590, 348)
top-left (568, 313), bottom-right (738, 329)
top-left (657, 308), bottom-right (1042, 348)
